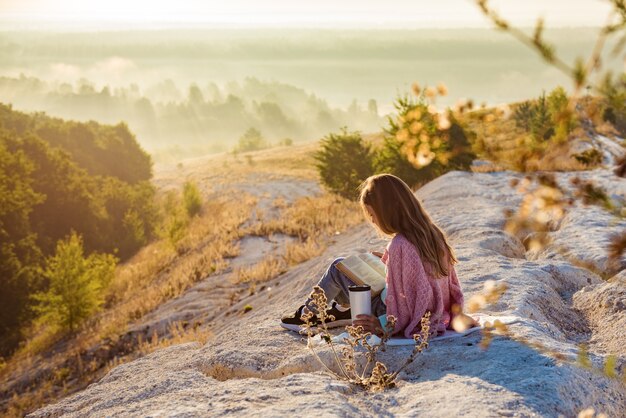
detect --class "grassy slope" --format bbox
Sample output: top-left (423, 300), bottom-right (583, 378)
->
top-left (0, 140), bottom-right (364, 417)
top-left (3, 98), bottom-right (623, 416)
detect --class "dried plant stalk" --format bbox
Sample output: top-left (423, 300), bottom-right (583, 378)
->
top-left (301, 286), bottom-right (431, 390)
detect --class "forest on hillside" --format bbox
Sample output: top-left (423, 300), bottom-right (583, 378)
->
top-left (0, 104), bottom-right (157, 356)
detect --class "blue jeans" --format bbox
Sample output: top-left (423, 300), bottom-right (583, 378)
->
top-left (305, 257), bottom-right (386, 316)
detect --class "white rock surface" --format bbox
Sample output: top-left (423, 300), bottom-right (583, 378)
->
top-left (33, 170), bottom-right (626, 417)
top-left (131, 172), bottom-right (318, 338)
top-left (525, 169), bottom-right (626, 276)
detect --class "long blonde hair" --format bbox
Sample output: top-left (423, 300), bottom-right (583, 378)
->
top-left (359, 173), bottom-right (456, 277)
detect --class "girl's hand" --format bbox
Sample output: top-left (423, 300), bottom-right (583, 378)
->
top-left (352, 314), bottom-right (384, 337)
top-left (371, 251), bottom-right (384, 258)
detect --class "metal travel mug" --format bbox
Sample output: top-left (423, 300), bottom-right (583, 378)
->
top-left (348, 285), bottom-right (372, 321)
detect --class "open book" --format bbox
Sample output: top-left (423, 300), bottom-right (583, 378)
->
top-left (336, 253), bottom-right (386, 296)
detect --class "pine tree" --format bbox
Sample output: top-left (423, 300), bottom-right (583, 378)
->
top-left (34, 233), bottom-right (117, 332)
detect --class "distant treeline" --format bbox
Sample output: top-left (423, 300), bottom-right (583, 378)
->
top-left (0, 104), bottom-right (157, 355)
top-left (1, 28), bottom-right (620, 109)
top-left (0, 75), bottom-right (383, 156)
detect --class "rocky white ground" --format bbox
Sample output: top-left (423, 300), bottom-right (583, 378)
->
top-left (33, 167), bottom-right (626, 417)
top-left (130, 170), bottom-right (320, 338)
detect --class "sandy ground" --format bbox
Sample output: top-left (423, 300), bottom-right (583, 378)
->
top-left (32, 165), bottom-right (626, 417)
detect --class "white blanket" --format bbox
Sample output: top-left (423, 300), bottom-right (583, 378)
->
top-left (311, 314), bottom-right (522, 347)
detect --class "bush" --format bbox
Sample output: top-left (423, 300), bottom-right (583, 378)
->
top-left (513, 101), bottom-right (533, 130)
top-left (530, 93), bottom-right (554, 141)
top-left (157, 190), bottom-right (192, 250)
top-left (603, 107), bottom-right (616, 124)
top-left (183, 181), bottom-right (202, 217)
top-left (447, 122), bottom-right (477, 169)
top-left (235, 128), bottom-right (267, 153)
top-left (374, 136), bottom-right (431, 188)
top-left (547, 86), bottom-right (576, 142)
top-left (34, 233), bottom-right (117, 332)
top-left (376, 93), bottom-right (474, 188)
top-left (167, 213), bottom-right (188, 250)
top-left (513, 87), bottom-right (576, 143)
top-left (279, 137), bottom-right (293, 146)
top-left (99, 177), bottom-right (158, 259)
top-left (314, 128), bottom-right (375, 200)
top-left (599, 73), bottom-right (626, 135)
top-left (573, 148), bottom-right (603, 167)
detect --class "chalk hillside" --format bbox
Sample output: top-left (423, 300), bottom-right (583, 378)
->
top-left (31, 135), bottom-right (626, 417)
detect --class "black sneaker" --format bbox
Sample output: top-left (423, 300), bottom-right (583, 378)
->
top-left (324, 301), bottom-right (352, 328)
top-left (280, 305), bottom-right (318, 332)
top-left (280, 302), bottom-right (352, 332)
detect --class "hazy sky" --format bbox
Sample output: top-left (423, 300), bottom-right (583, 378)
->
top-left (0, 0), bottom-right (614, 29)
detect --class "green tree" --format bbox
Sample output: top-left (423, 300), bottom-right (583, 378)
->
top-left (314, 128), bottom-right (375, 200)
top-left (599, 72), bottom-right (626, 135)
top-left (547, 86), bottom-right (576, 142)
top-left (547, 86), bottom-right (569, 116)
top-left (512, 87), bottom-right (576, 144)
top-left (99, 177), bottom-right (158, 258)
top-left (0, 137), bottom-right (44, 355)
top-left (513, 101), bottom-right (533, 130)
top-left (446, 120), bottom-right (477, 170)
top-left (377, 94), bottom-right (474, 188)
top-left (157, 190), bottom-right (189, 249)
top-left (0, 105), bottom-right (157, 259)
top-left (235, 127), bottom-right (267, 153)
top-left (374, 135), bottom-right (428, 188)
top-left (0, 103), bottom-right (153, 185)
top-left (34, 233), bottom-right (117, 333)
top-left (0, 105), bottom-right (157, 354)
top-left (530, 92), bottom-right (554, 141)
top-left (183, 181), bottom-right (202, 217)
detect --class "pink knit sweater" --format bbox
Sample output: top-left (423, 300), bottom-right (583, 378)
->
top-left (381, 234), bottom-right (464, 338)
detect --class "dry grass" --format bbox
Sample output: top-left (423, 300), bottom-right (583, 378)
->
top-left (246, 193), bottom-right (363, 239)
top-left (528, 138), bottom-right (589, 172)
top-left (230, 193), bottom-right (364, 286)
top-left (462, 105), bottom-right (596, 172)
top-left (470, 162), bottom-right (507, 173)
top-left (232, 238), bottom-right (326, 285)
top-left (11, 195), bottom-right (252, 361)
top-left (232, 257), bottom-right (287, 284)
top-left (4, 381), bottom-right (56, 418)
top-left (3, 322), bottom-right (211, 418)
top-left (595, 121), bottom-right (621, 138)
top-left (159, 141), bottom-right (321, 191)
top-left (1, 140), bottom-right (365, 416)
top-left (283, 238), bottom-right (325, 266)
top-left (0, 192), bottom-right (257, 417)
top-left (127, 321), bottom-right (211, 359)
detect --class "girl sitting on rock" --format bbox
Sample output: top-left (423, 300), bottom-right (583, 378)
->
top-left (281, 173), bottom-right (466, 338)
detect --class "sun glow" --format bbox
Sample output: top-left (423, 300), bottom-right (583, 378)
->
top-left (0, 0), bottom-right (614, 29)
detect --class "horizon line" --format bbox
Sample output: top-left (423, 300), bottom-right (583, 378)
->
top-left (0, 20), bottom-right (605, 32)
